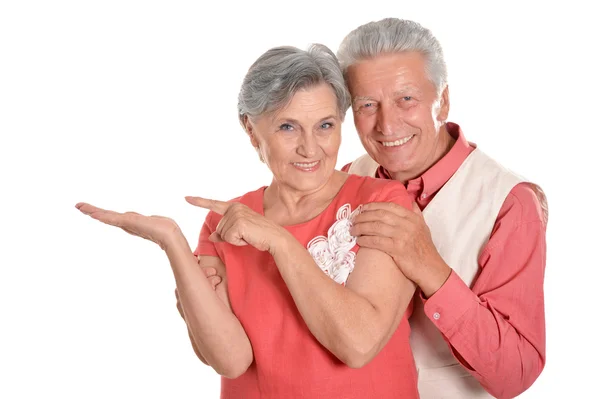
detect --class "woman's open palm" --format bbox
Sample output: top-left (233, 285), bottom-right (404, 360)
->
top-left (75, 202), bottom-right (181, 250)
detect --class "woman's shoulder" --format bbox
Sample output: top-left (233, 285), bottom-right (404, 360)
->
top-left (228, 186), bottom-right (266, 206)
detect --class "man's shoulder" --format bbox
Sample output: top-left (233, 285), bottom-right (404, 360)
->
top-left (340, 161), bottom-right (352, 172)
top-left (339, 153), bottom-right (380, 176)
top-left (463, 149), bottom-right (548, 224)
top-left (504, 183), bottom-right (548, 226)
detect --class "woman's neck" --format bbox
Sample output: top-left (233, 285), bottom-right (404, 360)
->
top-left (263, 171), bottom-right (348, 226)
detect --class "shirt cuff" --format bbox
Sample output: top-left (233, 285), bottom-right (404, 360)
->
top-left (421, 271), bottom-right (479, 337)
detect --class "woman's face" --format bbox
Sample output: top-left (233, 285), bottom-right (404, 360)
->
top-left (246, 83), bottom-right (342, 194)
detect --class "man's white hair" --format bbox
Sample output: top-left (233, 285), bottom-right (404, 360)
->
top-left (337, 18), bottom-right (448, 96)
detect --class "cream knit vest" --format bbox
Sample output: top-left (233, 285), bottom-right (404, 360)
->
top-left (348, 149), bottom-right (546, 398)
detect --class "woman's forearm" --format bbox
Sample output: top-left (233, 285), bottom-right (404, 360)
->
top-left (271, 233), bottom-right (408, 368)
top-left (175, 293), bottom-right (209, 365)
top-left (165, 234), bottom-right (253, 378)
top-left (186, 326), bottom-right (209, 365)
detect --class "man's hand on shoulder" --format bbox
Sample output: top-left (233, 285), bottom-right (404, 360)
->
top-left (351, 201), bottom-right (451, 297)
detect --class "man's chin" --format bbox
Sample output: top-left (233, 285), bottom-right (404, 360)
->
top-left (370, 152), bottom-right (407, 170)
top-left (377, 157), bottom-right (416, 176)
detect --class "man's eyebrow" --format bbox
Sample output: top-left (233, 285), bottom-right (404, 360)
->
top-left (393, 86), bottom-right (422, 95)
top-left (353, 96), bottom-right (376, 102)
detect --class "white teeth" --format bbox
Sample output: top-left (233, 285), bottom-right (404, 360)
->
top-left (293, 161), bottom-right (319, 168)
top-left (381, 135), bottom-right (414, 147)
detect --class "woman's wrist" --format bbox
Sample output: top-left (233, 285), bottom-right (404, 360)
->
top-left (269, 227), bottom-right (303, 262)
top-left (268, 225), bottom-right (291, 257)
top-left (162, 230), bottom-right (190, 255)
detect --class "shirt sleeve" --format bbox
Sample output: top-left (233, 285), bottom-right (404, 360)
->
top-left (421, 182), bottom-right (547, 398)
top-left (192, 211), bottom-right (219, 258)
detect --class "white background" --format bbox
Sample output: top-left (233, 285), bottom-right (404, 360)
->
top-left (1, 1), bottom-right (598, 398)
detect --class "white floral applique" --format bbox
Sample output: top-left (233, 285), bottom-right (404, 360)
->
top-left (307, 203), bottom-right (363, 285)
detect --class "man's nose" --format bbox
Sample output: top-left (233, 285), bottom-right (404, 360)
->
top-left (376, 104), bottom-right (401, 136)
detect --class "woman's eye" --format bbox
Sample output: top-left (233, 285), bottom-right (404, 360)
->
top-left (402, 96), bottom-right (412, 101)
top-left (279, 123), bottom-right (294, 131)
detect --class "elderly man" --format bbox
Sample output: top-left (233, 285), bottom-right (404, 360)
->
top-left (338, 18), bottom-right (548, 399)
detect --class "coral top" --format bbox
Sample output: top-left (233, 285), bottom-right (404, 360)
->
top-left (194, 174), bottom-right (419, 399)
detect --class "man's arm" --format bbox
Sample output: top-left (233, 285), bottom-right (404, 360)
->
top-left (422, 183), bottom-right (547, 398)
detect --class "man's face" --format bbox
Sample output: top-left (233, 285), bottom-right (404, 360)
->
top-left (346, 52), bottom-right (450, 182)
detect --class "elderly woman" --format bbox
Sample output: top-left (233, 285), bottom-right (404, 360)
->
top-left (76, 44), bottom-right (419, 398)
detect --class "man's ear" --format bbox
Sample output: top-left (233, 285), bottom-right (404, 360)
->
top-left (437, 85), bottom-right (450, 122)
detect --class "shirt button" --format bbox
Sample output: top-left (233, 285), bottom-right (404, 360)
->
top-left (421, 192), bottom-right (428, 199)
top-left (433, 312), bottom-right (440, 320)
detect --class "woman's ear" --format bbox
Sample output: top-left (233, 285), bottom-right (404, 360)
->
top-left (243, 115), bottom-right (264, 163)
top-left (243, 115), bottom-right (259, 148)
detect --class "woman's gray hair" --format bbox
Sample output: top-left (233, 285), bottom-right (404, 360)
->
top-left (337, 18), bottom-right (448, 95)
top-left (238, 44), bottom-right (351, 126)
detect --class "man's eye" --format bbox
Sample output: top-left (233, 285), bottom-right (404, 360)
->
top-left (356, 102), bottom-right (378, 114)
top-left (321, 122), bottom-right (333, 129)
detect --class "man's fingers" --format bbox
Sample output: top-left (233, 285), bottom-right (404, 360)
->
top-left (352, 208), bottom-right (402, 225)
top-left (361, 201), bottom-right (413, 216)
top-left (185, 196), bottom-right (230, 215)
top-left (207, 275), bottom-right (222, 289)
top-left (356, 235), bottom-right (395, 253)
top-left (351, 221), bottom-right (397, 238)
top-left (202, 267), bottom-right (218, 277)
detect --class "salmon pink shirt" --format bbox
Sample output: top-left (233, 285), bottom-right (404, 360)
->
top-left (194, 174), bottom-right (420, 399)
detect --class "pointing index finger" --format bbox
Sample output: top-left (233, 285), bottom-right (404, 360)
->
top-left (185, 196), bottom-right (230, 215)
